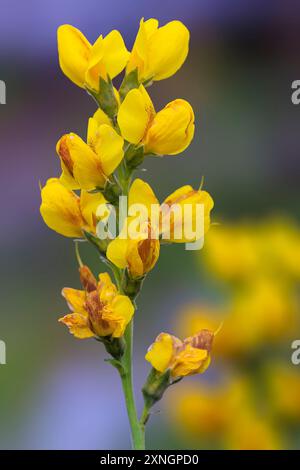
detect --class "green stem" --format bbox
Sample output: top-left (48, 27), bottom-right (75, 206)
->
top-left (119, 321), bottom-right (145, 450)
top-left (106, 159), bottom-right (145, 449)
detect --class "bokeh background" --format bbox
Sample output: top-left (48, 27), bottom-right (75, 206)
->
top-left (1, 0), bottom-right (300, 449)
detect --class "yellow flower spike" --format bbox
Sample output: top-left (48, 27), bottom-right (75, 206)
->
top-left (57, 25), bottom-right (129, 91)
top-left (145, 329), bottom-right (214, 378)
top-left (127, 18), bottom-right (190, 83)
top-left (57, 123), bottom-right (124, 191)
top-left (40, 178), bottom-right (107, 238)
top-left (117, 85), bottom-right (194, 156)
top-left (59, 267), bottom-right (134, 339)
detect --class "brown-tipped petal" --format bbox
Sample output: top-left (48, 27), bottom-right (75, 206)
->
top-left (184, 329), bottom-right (214, 352)
top-left (79, 265), bottom-right (97, 292)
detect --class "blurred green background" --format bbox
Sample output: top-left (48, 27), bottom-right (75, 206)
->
top-left (1, 0), bottom-right (300, 449)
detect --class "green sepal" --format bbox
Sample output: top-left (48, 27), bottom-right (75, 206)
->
top-left (98, 335), bottom-right (126, 361)
top-left (119, 68), bottom-right (139, 101)
top-left (102, 179), bottom-right (122, 204)
top-left (83, 230), bottom-right (109, 256)
top-left (121, 269), bottom-right (145, 301)
top-left (124, 144), bottom-right (145, 169)
top-left (142, 368), bottom-right (171, 410)
top-left (97, 76), bottom-right (119, 119)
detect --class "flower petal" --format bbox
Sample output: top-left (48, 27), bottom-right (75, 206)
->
top-left (98, 273), bottom-right (117, 304)
top-left (145, 333), bottom-right (176, 373)
top-left (172, 345), bottom-right (209, 377)
top-left (59, 313), bottom-right (94, 339)
top-left (106, 238), bottom-right (129, 269)
top-left (57, 25), bottom-right (91, 88)
top-left (103, 294), bottom-right (135, 337)
top-left (149, 21), bottom-right (189, 81)
top-left (80, 190), bottom-right (107, 232)
top-left (67, 134), bottom-right (106, 190)
top-left (117, 86), bottom-right (154, 144)
top-left (145, 99), bottom-right (194, 155)
top-left (62, 288), bottom-right (87, 315)
top-left (93, 124), bottom-right (124, 176)
top-left (128, 179), bottom-right (159, 220)
top-left (40, 178), bottom-right (84, 238)
top-left (101, 30), bottom-right (129, 79)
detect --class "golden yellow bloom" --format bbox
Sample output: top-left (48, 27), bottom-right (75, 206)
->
top-left (59, 266), bottom-right (134, 339)
top-left (57, 122), bottom-right (124, 191)
top-left (40, 178), bottom-right (107, 238)
top-left (106, 179), bottom-right (213, 276)
top-left (126, 18), bottom-right (189, 83)
top-left (117, 85), bottom-right (194, 156)
top-left (57, 24), bottom-right (129, 91)
top-left (107, 217), bottom-right (160, 279)
top-left (132, 178), bottom-right (213, 241)
top-left (266, 363), bottom-right (300, 421)
top-left (145, 330), bottom-right (213, 378)
top-left (161, 184), bottom-right (214, 242)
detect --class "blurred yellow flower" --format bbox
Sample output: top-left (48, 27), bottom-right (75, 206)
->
top-left (126, 18), bottom-right (189, 83)
top-left (225, 412), bottom-right (281, 450)
top-left (169, 377), bottom-right (281, 449)
top-left (145, 330), bottom-right (213, 378)
top-left (57, 122), bottom-right (124, 191)
top-left (203, 218), bottom-right (300, 284)
top-left (57, 24), bottom-right (129, 91)
top-left (266, 363), bottom-right (300, 421)
top-left (117, 85), bottom-right (194, 156)
top-left (40, 178), bottom-right (107, 238)
top-left (59, 266), bottom-right (134, 339)
top-left (203, 223), bottom-right (259, 282)
top-left (168, 378), bottom-right (250, 439)
top-left (179, 277), bottom-right (298, 359)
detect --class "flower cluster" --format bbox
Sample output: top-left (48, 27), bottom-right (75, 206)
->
top-left (40, 18), bottom-right (214, 449)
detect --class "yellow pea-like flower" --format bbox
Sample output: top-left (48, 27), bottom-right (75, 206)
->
top-left (59, 266), bottom-right (134, 339)
top-left (117, 85), bottom-right (194, 156)
top-left (126, 18), bottom-right (189, 83)
top-left (106, 218), bottom-right (160, 279)
top-left (57, 122), bottom-right (124, 191)
top-left (130, 178), bottom-right (214, 242)
top-left (106, 178), bottom-right (213, 276)
top-left (161, 184), bottom-right (214, 242)
top-left (145, 330), bottom-right (214, 378)
top-left (40, 178), bottom-right (107, 238)
top-left (57, 24), bottom-right (129, 91)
